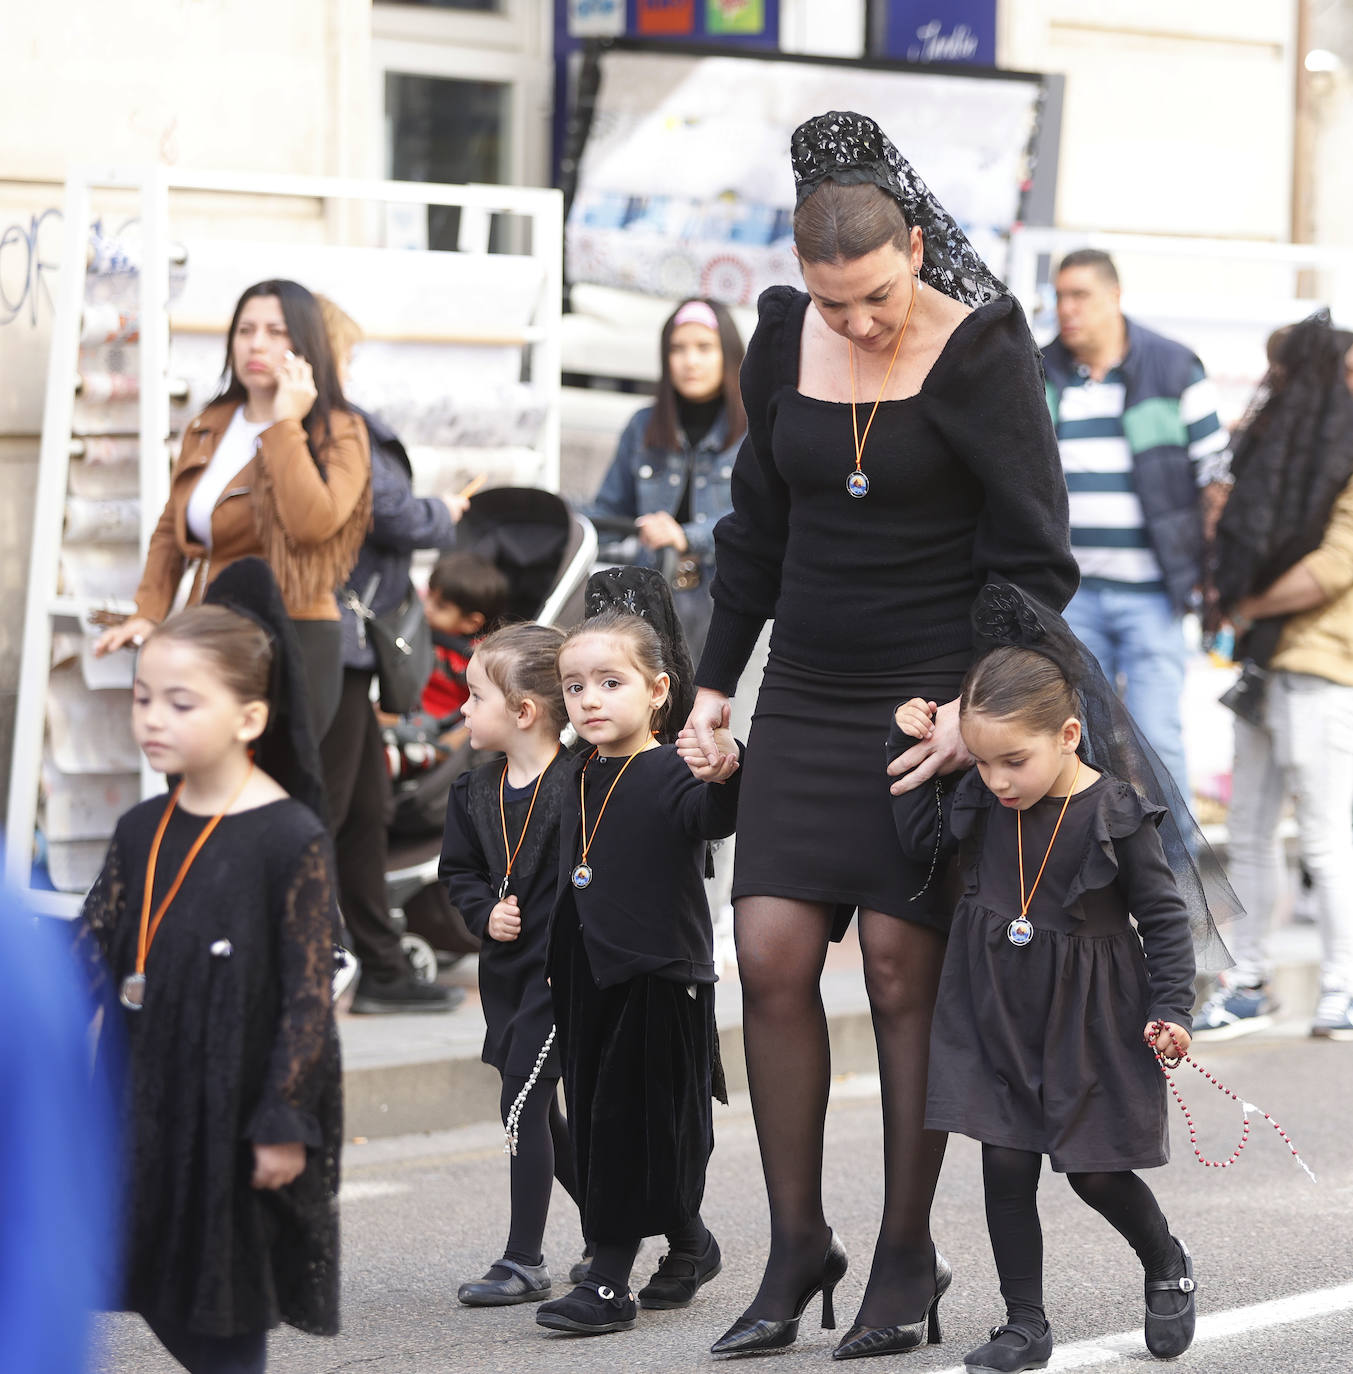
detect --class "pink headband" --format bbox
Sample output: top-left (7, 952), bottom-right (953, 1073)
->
top-left (672, 301), bottom-right (720, 333)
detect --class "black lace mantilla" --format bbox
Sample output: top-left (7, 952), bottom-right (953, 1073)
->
top-left (789, 110), bottom-right (1008, 309)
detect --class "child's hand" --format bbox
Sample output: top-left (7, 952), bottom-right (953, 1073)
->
top-left (677, 724), bottom-right (739, 782)
top-left (894, 698), bottom-right (937, 740)
top-left (1143, 1020), bottom-right (1191, 1059)
top-left (252, 1141), bottom-right (306, 1190)
top-left (488, 895), bottom-right (521, 942)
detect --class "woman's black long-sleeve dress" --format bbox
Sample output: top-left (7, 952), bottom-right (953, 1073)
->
top-left (80, 797), bottom-right (342, 1339)
top-left (696, 286), bottom-right (1078, 938)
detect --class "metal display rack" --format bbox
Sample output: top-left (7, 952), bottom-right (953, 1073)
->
top-left (5, 167), bottom-right (564, 915)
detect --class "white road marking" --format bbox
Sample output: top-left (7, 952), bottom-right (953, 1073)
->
top-left (931, 1282), bottom-right (1353, 1371)
top-left (338, 1180), bottom-right (412, 1203)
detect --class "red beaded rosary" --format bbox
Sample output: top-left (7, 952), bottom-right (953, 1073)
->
top-left (1144, 1019), bottom-right (1316, 1182)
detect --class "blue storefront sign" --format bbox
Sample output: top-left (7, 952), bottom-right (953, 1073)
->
top-left (881, 0), bottom-right (996, 66)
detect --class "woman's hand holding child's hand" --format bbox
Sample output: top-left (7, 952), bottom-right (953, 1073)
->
top-left (488, 895), bottom-right (521, 942)
top-left (888, 697), bottom-right (973, 795)
top-left (252, 1141), bottom-right (306, 1190)
top-left (1143, 1020), bottom-right (1191, 1059)
top-left (893, 698), bottom-right (938, 740)
top-left (677, 724), bottom-right (739, 783)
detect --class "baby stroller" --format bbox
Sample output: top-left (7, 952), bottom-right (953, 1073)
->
top-left (384, 488), bottom-right (596, 976)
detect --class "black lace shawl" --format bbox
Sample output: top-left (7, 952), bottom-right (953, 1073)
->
top-left (790, 110), bottom-right (1008, 308)
top-left (1211, 310), bottom-right (1353, 664)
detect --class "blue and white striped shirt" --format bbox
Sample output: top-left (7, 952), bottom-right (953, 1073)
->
top-left (1056, 361), bottom-right (1228, 587)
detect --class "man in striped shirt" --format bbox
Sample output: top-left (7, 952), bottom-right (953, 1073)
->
top-left (1043, 250), bottom-right (1230, 800)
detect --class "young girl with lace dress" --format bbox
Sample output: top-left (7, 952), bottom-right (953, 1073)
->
top-left (438, 623), bottom-right (583, 1307)
top-left (889, 584), bottom-right (1213, 1374)
top-left (531, 568), bottom-right (741, 1337)
top-left (80, 559), bottom-right (341, 1374)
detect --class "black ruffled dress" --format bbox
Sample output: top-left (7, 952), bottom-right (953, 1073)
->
top-left (79, 797), bottom-right (342, 1338)
top-left (924, 770), bottom-right (1196, 1174)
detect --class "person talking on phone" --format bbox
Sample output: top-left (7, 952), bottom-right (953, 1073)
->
top-left (93, 279), bottom-right (371, 740)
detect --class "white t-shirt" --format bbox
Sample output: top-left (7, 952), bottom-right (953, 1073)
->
top-left (185, 407), bottom-right (271, 547)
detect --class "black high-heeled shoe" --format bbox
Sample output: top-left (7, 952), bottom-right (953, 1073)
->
top-left (709, 1231), bottom-right (848, 1357)
top-left (831, 1250), bottom-right (953, 1360)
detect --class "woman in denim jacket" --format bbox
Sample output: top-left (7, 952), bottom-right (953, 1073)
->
top-left (589, 298), bottom-right (746, 660)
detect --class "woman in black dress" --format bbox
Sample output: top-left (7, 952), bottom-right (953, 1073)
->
top-left (685, 112), bottom-right (1077, 1359)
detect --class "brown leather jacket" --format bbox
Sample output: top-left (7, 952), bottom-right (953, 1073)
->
top-left (134, 400), bottom-right (372, 622)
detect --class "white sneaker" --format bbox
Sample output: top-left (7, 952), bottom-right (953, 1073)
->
top-left (1311, 989), bottom-right (1353, 1040)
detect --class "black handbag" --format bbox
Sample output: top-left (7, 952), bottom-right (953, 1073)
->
top-left (343, 574), bottom-right (435, 715)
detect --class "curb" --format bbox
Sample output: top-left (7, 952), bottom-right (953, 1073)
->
top-left (340, 955), bottom-right (1324, 1142)
top-left (342, 1006), bottom-right (882, 1142)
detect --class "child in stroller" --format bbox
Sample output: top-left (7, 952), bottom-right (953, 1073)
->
top-left (384, 488), bottom-right (597, 975)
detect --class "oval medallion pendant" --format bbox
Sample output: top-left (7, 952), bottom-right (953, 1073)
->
top-left (1006, 917), bottom-right (1034, 947)
top-left (846, 470), bottom-right (870, 499)
top-left (120, 972), bottom-right (147, 1010)
top-left (571, 863), bottom-right (593, 890)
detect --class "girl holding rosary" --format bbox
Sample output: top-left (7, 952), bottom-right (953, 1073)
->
top-left (889, 582), bottom-right (1236, 1373)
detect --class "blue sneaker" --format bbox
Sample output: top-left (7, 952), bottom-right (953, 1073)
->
top-left (1192, 983), bottom-right (1278, 1039)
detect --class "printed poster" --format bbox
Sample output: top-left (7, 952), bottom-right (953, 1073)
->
top-left (706, 0), bottom-right (764, 35)
top-left (568, 0), bottom-right (625, 38)
top-left (636, 0), bottom-right (695, 36)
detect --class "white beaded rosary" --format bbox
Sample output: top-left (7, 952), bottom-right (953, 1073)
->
top-left (504, 1027), bottom-right (557, 1157)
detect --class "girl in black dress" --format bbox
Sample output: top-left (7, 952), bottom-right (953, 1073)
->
top-left (534, 569), bottom-right (741, 1337)
top-left (80, 559), bottom-right (341, 1374)
top-left (439, 622), bottom-right (583, 1307)
top-left (891, 599), bottom-right (1205, 1374)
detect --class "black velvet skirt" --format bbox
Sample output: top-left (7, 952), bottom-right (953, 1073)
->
top-left (733, 649), bottom-right (970, 941)
top-left (551, 907), bottom-right (715, 1244)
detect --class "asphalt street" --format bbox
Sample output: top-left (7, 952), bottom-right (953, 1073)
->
top-left (93, 1025), bottom-right (1352, 1373)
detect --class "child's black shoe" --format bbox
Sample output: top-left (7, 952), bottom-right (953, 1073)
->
top-left (457, 1257), bottom-right (551, 1306)
top-left (536, 1281), bottom-right (637, 1335)
top-left (1144, 1236), bottom-right (1196, 1358)
top-left (637, 1230), bottom-right (722, 1309)
top-left (963, 1321), bottom-right (1052, 1373)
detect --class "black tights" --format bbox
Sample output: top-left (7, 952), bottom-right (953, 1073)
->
top-left (981, 1145), bottom-right (1186, 1333)
top-left (494, 1075), bottom-right (578, 1270)
top-left (735, 899), bottom-right (948, 1326)
top-left (584, 1214), bottom-right (710, 1295)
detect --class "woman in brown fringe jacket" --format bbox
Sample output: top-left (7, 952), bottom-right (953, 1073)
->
top-left (95, 279), bottom-right (371, 738)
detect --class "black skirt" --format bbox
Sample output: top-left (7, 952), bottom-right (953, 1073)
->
top-left (733, 649), bottom-right (970, 940)
top-left (551, 905), bottom-right (715, 1243)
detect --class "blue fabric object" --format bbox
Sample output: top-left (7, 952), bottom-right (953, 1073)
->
top-left (0, 897), bottom-right (121, 1374)
top-left (339, 408), bottom-right (456, 671)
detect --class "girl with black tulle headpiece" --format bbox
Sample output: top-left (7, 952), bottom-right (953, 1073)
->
top-left (887, 581), bottom-right (1237, 1373)
top-left (684, 111), bottom-right (1077, 1359)
top-left (79, 558), bottom-right (341, 1373)
top-left (530, 567), bottom-right (741, 1337)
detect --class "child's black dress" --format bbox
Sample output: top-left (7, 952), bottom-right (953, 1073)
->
top-left (439, 752), bottom-right (569, 1077)
top-left (80, 797), bottom-right (342, 1339)
top-left (924, 771), bottom-right (1196, 1173)
top-left (547, 744), bottom-right (740, 1243)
